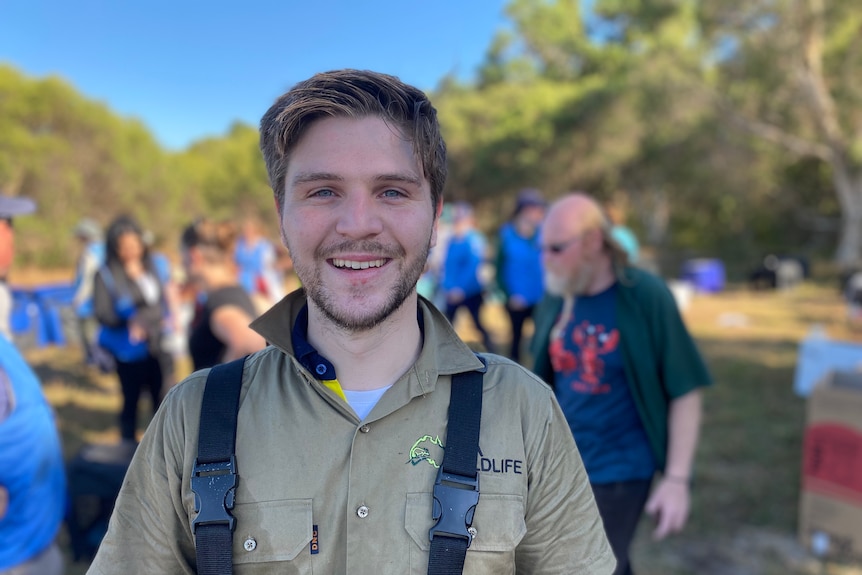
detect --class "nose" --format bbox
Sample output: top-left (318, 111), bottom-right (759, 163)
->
top-left (334, 192), bottom-right (384, 238)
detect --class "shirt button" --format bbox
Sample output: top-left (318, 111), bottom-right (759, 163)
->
top-left (359, 425), bottom-right (370, 433)
top-left (316, 364), bottom-right (327, 375)
top-left (243, 537), bottom-right (257, 552)
top-left (356, 505), bottom-right (370, 519)
top-left (468, 527), bottom-right (478, 539)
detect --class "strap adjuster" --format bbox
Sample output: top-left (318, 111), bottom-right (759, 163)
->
top-left (191, 456), bottom-right (238, 533)
top-left (429, 467), bottom-right (480, 548)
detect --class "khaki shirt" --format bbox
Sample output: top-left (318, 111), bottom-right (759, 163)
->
top-left (88, 292), bottom-right (615, 575)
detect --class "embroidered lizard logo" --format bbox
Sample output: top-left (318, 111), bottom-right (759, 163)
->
top-left (407, 435), bottom-right (445, 468)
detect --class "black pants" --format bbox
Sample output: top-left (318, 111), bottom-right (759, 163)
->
top-left (505, 302), bottom-right (534, 363)
top-left (115, 354), bottom-right (164, 440)
top-left (591, 479), bottom-right (653, 575)
top-left (445, 292), bottom-right (493, 351)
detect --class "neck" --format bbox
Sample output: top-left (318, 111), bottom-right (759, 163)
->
top-left (201, 265), bottom-right (238, 291)
top-left (306, 293), bottom-right (422, 392)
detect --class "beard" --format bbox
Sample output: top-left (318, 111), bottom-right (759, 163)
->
top-left (286, 234), bottom-right (432, 333)
top-left (544, 260), bottom-right (595, 297)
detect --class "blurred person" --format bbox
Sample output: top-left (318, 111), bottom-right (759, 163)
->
top-left (142, 230), bottom-right (185, 361)
top-left (88, 69), bottom-right (615, 574)
top-left (235, 214), bottom-right (285, 311)
top-left (495, 188), bottom-right (546, 363)
top-left (0, 196), bottom-right (37, 340)
top-left (530, 192), bottom-right (711, 575)
top-left (0, 194), bottom-right (66, 575)
top-left (180, 218), bottom-right (266, 370)
top-left (417, 202), bottom-right (453, 307)
top-left (93, 215), bottom-right (175, 442)
top-left (441, 201), bottom-right (495, 351)
top-left (72, 218), bottom-right (106, 365)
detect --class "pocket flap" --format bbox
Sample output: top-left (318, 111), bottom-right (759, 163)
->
top-left (405, 492), bottom-right (526, 552)
top-left (231, 498), bottom-right (313, 564)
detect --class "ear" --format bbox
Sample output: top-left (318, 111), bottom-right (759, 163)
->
top-left (429, 199), bottom-right (444, 249)
top-left (585, 227), bottom-right (604, 255)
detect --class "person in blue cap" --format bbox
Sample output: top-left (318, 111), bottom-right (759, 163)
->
top-left (0, 193), bottom-right (67, 575)
top-left (495, 189), bottom-right (546, 362)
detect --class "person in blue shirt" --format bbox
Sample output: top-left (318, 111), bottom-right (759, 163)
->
top-left (0, 194), bottom-right (66, 575)
top-left (495, 189), bottom-right (546, 362)
top-left (72, 218), bottom-right (106, 365)
top-left (441, 202), bottom-right (494, 351)
top-left (235, 215), bottom-right (285, 312)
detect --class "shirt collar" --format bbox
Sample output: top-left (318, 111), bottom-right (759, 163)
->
top-left (251, 290), bottom-right (483, 390)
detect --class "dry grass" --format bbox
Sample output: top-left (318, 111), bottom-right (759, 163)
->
top-left (21, 282), bottom-right (862, 574)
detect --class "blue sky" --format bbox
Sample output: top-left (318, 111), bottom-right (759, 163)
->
top-left (1, 0), bottom-right (510, 150)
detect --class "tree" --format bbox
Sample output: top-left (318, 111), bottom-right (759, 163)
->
top-left (601, 0), bottom-right (862, 265)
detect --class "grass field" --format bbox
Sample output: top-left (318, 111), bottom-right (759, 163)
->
top-left (21, 281), bottom-right (862, 574)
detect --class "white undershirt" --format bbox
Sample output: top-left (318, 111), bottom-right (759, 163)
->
top-left (343, 385), bottom-right (393, 420)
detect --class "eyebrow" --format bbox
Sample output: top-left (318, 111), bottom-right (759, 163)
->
top-left (290, 172), bottom-right (422, 187)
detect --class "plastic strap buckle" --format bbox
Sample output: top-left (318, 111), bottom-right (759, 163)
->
top-left (429, 467), bottom-right (480, 548)
top-left (191, 456), bottom-right (238, 534)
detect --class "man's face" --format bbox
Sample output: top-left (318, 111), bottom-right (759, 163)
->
top-left (541, 214), bottom-right (595, 297)
top-left (279, 115), bottom-right (438, 332)
top-left (0, 220), bottom-right (13, 278)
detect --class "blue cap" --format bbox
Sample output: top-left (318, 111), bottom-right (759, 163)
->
top-left (0, 195), bottom-right (36, 219)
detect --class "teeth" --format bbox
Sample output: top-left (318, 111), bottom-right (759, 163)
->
top-left (332, 259), bottom-right (385, 270)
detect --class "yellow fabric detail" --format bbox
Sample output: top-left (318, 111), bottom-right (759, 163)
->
top-left (322, 378), bottom-right (347, 402)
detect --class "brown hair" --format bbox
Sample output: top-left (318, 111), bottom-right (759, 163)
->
top-left (181, 218), bottom-right (238, 263)
top-left (259, 69), bottom-right (447, 215)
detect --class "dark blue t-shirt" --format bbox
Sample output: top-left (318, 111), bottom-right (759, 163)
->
top-left (550, 283), bottom-right (656, 483)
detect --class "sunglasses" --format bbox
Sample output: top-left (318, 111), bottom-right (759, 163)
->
top-left (541, 236), bottom-right (582, 254)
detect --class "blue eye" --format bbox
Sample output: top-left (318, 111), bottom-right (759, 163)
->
top-left (312, 189), bottom-right (335, 197)
top-left (382, 189), bottom-right (404, 198)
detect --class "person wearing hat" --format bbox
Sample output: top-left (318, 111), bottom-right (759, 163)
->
top-left (0, 193), bottom-right (67, 575)
top-left (0, 196), bottom-right (38, 341)
top-left (494, 189), bottom-right (547, 363)
top-left (72, 218), bottom-right (106, 366)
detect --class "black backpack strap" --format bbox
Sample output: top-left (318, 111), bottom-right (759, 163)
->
top-left (192, 357), bottom-right (247, 575)
top-left (428, 356), bottom-right (486, 575)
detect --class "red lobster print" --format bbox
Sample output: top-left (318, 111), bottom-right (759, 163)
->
top-left (572, 321), bottom-right (619, 386)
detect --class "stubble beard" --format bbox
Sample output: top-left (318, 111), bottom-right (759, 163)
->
top-left (287, 234), bottom-right (432, 333)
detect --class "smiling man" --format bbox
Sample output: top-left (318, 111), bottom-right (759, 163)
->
top-left (88, 70), bottom-right (615, 575)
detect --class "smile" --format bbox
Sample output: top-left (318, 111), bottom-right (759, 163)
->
top-left (331, 258), bottom-right (387, 270)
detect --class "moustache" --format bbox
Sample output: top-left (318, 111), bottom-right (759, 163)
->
top-left (317, 240), bottom-right (405, 260)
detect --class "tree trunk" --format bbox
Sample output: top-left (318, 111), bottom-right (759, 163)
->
top-left (832, 166), bottom-right (862, 267)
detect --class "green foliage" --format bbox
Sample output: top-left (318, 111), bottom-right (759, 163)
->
top-left (438, 0), bottom-right (861, 273)
top-left (4, 0), bottom-right (862, 273)
top-left (0, 64), bottom-right (277, 269)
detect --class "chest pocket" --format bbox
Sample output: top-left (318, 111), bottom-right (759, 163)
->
top-left (230, 498), bottom-right (313, 572)
top-left (405, 492), bottom-right (527, 574)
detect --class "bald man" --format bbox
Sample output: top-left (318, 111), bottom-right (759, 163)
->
top-left (530, 193), bottom-right (711, 575)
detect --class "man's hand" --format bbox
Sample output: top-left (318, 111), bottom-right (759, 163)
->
top-left (644, 477), bottom-right (690, 540)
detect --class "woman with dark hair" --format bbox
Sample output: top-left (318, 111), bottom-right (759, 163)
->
top-left (181, 218), bottom-right (265, 370)
top-left (93, 215), bottom-right (174, 442)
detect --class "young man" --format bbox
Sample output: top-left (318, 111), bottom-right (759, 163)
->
top-left (531, 193), bottom-right (711, 575)
top-left (88, 71), bottom-right (615, 574)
